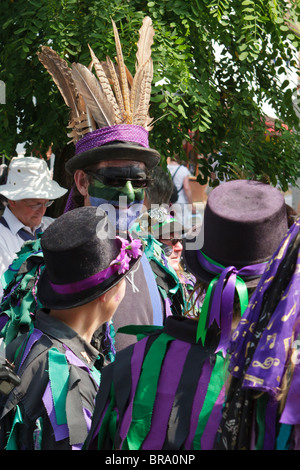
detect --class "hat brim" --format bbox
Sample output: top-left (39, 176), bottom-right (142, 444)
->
top-left (183, 225), bottom-right (263, 289)
top-left (37, 246), bottom-right (143, 309)
top-left (65, 142), bottom-right (161, 174)
top-left (0, 182), bottom-right (67, 201)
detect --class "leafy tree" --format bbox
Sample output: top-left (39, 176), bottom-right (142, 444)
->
top-left (1, 0), bottom-right (300, 216)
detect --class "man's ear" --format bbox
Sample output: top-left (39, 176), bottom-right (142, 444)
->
top-left (98, 292), bottom-right (107, 303)
top-left (74, 170), bottom-right (89, 197)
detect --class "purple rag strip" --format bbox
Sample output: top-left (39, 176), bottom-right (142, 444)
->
top-left (75, 125), bottom-right (149, 155)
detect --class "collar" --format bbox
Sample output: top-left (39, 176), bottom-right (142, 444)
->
top-left (3, 206), bottom-right (44, 235)
top-left (35, 310), bottom-right (100, 368)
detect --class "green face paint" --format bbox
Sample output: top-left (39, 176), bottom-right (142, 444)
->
top-left (86, 166), bottom-right (148, 205)
top-left (88, 178), bottom-right (145, 204)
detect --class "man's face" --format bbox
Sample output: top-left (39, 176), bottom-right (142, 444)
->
top-left (86, 160), bottom-right (148, 207)
top-left (75, 160), bottom-right (149, 231)
top-left (8, 199), bottom-right (51, 229)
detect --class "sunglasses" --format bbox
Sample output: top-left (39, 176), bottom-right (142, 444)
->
top-left (160, 238), bottom-right (183, 246)
top-left (25, 200), bottom-right (54, 211)
top-left (160, 238), bottom-right (183, 256)
top-left (86, 171), bottom-right (151, 189)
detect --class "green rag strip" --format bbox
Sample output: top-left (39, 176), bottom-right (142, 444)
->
top-left (192, 353), bottom-right (225, 449)
top-left (48, 348), bottom-right (69, 425)
top-left (6, 405), bottom-right (23, 450)
top-left (125, 333), bottom-right (175, 450)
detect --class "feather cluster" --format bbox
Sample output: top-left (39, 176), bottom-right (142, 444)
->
top-left (37, 16), bottom-right (155, 144)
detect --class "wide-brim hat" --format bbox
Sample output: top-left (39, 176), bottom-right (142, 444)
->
top-left (184, 179), bottom-right (288, 288)
top-left (65, 141), bottom-right (160, 175)
top-left (37, 206), bottom-right (143, 309)
top-left (0, 156), bottom-right (67, 201)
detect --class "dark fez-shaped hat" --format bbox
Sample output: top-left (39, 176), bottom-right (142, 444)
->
top-left (38, 17), bottom-right (160, 174)
top-left (37, 206), bottom-right (143, 309)
top-left (184, 179), bottom-right (288, 349)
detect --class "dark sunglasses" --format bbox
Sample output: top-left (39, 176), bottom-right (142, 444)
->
top-left (85, 171), bottom-right (151, 189)
top-left (160, 238), bottom-right (183, 256)
top-left (160, 238), bottom-right (183, 246)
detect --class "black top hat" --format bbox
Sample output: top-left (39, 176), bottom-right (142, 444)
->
top-left (184, 179), bottom-right (288, 287)
top-left (37, 206), bottom-right (143, 309)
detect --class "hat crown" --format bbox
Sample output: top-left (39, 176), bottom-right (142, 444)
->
top-left (41, 207), bottom-right (120, 285)
top-left (7, 156), bottom-right (49, 185)
top-left (202, 180), bottom-right (288, 267)
top-left (0, 156), bottom-right (67, 200)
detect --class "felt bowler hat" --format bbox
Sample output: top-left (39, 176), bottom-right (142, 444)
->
top-left (37, 206), bottom-right (143, 309)
top-left (184, 179), bottom-right (289, 287)
top-left (65, 139), bottom-right (161, 175)
top-left (0, 156), bottom-right (67, 201)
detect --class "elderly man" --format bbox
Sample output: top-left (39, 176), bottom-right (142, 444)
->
top-left (0, 156), bottom-right (67, 282)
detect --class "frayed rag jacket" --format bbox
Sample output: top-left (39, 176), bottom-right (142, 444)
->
top-left (0, 311), bottom-right (102, 450)
top-left (84, 315), bottom-right (227, 450)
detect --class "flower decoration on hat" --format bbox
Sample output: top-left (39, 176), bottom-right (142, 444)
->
top-left (37, 16), bottom-right (155, 150)
top-left (111, 236), bottom-right (143, 274)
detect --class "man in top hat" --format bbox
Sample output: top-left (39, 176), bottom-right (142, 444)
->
top-left (83, 179), bottom-right (289, 450)
top-left (0, 206), bottom-right (143, 450)
top-left (0, 156), bottom-right (67, 288)
top-left (215, 215), bottom-right (300, 450)
top-left (37, 17), bottom-right (185, 352)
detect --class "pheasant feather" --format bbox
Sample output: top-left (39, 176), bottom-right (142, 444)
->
top-left (88, 44), bottom-right (123, 124)
top-left (111, 19), bottom-right (132, 122)
top-left (71, 62), bottom-right (115, 128)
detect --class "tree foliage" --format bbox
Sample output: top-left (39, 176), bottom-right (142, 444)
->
top-left (1, 0), bottom-right (300, 199)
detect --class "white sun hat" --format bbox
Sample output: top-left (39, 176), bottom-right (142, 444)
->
top-left (0, 156), bottom-right (67, 201)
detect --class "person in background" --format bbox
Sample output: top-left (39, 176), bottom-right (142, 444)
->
top-left (84, 179), bottom-right (288, 450)
top-left (0, 156), bottom-right (67, 292)
top-left (0, 206), bottom-right (142, 450)
top-left (167, 155), bottom-right (196, 228)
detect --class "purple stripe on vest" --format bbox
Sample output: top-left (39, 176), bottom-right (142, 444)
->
top-left (184, 360), bottom-right (213, 449)
top-left (119, 338), bottom-right (147, 446)
top-left (141, 339), bottom-right (191, 450)
top-left (200, 384), bottom-right (225, 450)
top-left (42, 381), bottom-right (69, 441)
top-left (0, 314), bottom-right (9, 331)
top-left (18, 329), bottom-right (43, 372)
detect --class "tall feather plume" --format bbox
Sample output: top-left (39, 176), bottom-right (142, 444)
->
top-left (37, 46), bottom-right (91, 143)
top-left (38, 16), bottom-right (155, 145)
